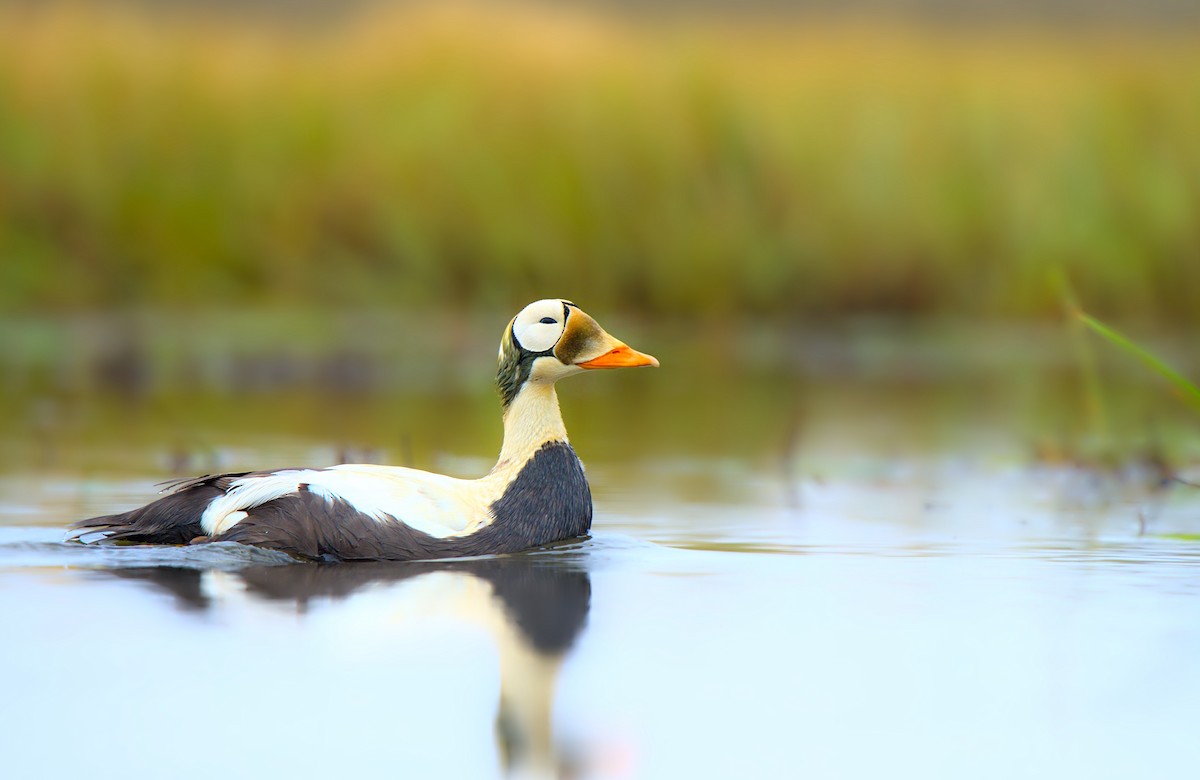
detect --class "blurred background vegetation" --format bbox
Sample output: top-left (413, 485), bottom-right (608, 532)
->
top-left (1, 0), bottom-right (1198, 482)
top-left (2, 0), bottom-right (1198, 321)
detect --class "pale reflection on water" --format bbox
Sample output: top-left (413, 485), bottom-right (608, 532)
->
top-left (100, 554), bottom-right (593, 778)
top-left (0, 536), bottom-right (595, 780)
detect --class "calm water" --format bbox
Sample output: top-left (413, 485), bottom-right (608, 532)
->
top-left (2, 315), bottom-right (1199, 778)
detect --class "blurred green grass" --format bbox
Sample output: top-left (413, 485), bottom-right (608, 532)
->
top-left (1, 3), bottom-right (1198, 322)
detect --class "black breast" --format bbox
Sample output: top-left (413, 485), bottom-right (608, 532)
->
top-left (485, 440), bottom-right (593, 550)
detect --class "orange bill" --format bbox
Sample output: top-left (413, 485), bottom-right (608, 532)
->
top-left (577, 344), bottom-right (660, 369)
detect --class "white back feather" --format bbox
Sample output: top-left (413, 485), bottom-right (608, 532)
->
top-left (201, 466), bottom-right (502, 539)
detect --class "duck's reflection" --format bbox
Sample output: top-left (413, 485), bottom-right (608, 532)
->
top-left (99, 553), bottom-right (592, 779)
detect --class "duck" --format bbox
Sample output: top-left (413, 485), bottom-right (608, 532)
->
top-left (70, 299), bottom-right (658, 561)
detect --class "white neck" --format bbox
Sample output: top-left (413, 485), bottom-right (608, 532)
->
top-left (495, 381), bottom-right (568, 470)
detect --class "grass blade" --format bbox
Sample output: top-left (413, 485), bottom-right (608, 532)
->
top-left (1076, 312), bottom-right (1200, 415)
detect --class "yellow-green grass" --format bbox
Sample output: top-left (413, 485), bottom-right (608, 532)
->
top-left (2, 3), bottom-right (1199, 321)
top-left (1077, 310), bottom-right (1200, 413)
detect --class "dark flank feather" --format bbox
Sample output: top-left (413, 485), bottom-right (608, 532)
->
top-left (218, 442), bottom-right (592, 562)
top-left (69, 473), bottom-right (248, 544)
top-left (70, 442), bottom-right (592, 562)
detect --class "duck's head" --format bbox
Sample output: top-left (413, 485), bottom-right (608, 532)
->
top-left (497, 299), bottom-right (658, 407)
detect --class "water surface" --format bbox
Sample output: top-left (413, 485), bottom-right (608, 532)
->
top-left (2, 317), bottom-right (1199, 778)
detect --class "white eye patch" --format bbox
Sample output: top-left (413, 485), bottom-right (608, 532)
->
top-left (512, 298), bottom-right (568, 353)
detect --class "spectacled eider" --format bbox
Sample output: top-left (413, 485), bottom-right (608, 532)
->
top-left (70, 299), bottom-right (658, 561)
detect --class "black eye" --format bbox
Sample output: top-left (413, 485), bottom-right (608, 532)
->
top-left (539, 317), bottom-right (556, 325)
